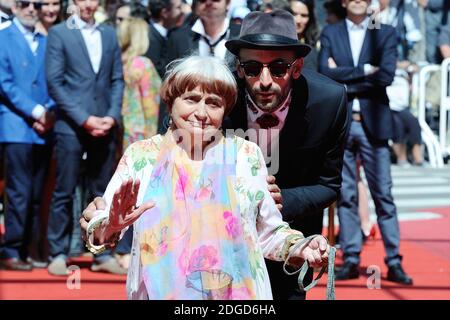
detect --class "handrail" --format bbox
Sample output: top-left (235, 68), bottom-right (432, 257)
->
top-left (439, 58), bottom-right (450, 157)
top-left (417, 64), bottom-right (445, 167)
top-left (418, 64), bottom-right (441, 124)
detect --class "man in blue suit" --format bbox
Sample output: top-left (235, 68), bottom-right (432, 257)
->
top-left (45, 0), bottom-right (125, 275)
top-left (319, 0), bottom-right (412, 285)
top-left (0, 0), bottom-right (55, 271)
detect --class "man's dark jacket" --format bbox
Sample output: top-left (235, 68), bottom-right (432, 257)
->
top-left (224, 69), bottom-right (349, 299)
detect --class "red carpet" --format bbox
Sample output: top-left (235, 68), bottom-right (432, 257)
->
top-left (1, 207), bottom-right (449, 300)
top-left (309, 206), bottom-right (450, 300)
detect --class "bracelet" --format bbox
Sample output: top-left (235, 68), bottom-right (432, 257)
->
top-left (85, 212), bottom-right (119, 255)
top-left (282, 235), bottom-right (336, 300)
top-left (281, 233), bottom-right (304, 261)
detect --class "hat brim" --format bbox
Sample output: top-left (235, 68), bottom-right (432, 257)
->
top-left (225, 39), bottom-right (311, 58)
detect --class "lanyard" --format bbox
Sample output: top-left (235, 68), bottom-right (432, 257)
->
top-left (283, 235), bottom-right (337, 300)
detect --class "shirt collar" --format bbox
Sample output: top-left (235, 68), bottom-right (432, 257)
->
top-left (74, 14), bottom-right (98, 31)
top-left (13, 17), bottom-right (39, 37)
top-left (346, 17), bottom-right (369, 31)
top-left (151, 20), bottom-right (168, 38)
top-left (191, 18), bottom-right (230, 41)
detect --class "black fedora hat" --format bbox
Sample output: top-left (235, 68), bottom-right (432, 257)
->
top-left (225, 9), bottom-right (311, 57)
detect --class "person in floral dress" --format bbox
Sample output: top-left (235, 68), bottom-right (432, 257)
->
top-left (117, 17), bottom-right (161, 150)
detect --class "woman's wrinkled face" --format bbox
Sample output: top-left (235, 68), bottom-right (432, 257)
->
top-left (291, 1), bottom-right (310, 36)
top-left (171, 86), bottom-right (225, 140)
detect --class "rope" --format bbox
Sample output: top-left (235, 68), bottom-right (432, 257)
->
top-left (283, 235), bottom-right (336, 300)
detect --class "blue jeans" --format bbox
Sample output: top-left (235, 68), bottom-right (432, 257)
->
top-left (338, 121), bottom-right (402, 267)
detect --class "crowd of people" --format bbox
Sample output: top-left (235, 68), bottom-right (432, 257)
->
top-left (0, 0), bottom-right (449, 300)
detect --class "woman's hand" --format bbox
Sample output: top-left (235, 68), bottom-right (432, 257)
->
top-left (103, 178), bottom-right (155, 240)
top-left (80, 178), bottom-right (155, 245)
top-left (291, 235), bottom-right (330, 269)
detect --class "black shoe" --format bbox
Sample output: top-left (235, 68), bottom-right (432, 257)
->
top-left (387, 264), bottom-right (413, 285)
top-left (0, 258), bottom-right (33, 271)
top-left (335, 261), bottom-right (359, 280)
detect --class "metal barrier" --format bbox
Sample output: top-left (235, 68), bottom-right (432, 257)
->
top-left (417, 64), bottom-right (445, 168)
top-left (440, 58), bottom-right (450, 158)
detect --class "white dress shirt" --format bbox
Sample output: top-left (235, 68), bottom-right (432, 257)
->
top-left (13, 18), bottom-right (46, 120)
top-left (151, 20), bottom-right (168, 38)
top-left (346, 18), bottom-right (370, 112)
top-left (74, 15), bottom-right (102, 74)
top-left (191, 18), bottom-right (230, 60)
top-left (13, 18), bottom-right (39, 54)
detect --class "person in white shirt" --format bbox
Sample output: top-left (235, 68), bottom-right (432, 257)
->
top-left (45, 0), bottom-right (126, 276)
top-left (319, 0), bottom-right (413, 286)
top-left (166, 0), bottom-right (240, 64)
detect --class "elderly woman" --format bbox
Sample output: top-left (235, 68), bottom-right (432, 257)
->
top-left (81, 55), bottom-right (330, 300)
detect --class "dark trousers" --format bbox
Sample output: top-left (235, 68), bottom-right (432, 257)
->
top-left (0, 143), bottom-right (51, 260)
top-left (266, 209), bottom-right (324, 300)
top-left (392, 109), bottom-right (422, 145)
top-left (47, 132), bottom-right (116, 262)
top-left (115, 226), bottom-right (133, 255)
top-left (338, 121), bottom-right (401, 267)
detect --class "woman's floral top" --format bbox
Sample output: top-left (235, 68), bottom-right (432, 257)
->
top-left (99, 133), bottom-right (304, 300)
top-left (122, 56), bottom-right (161, 149)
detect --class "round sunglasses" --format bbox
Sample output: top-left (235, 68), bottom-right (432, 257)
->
top-left (239, 59), bottom-right (298, 78)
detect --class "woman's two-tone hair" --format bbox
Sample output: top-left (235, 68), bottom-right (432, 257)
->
top-left (160, 56), bottom-right (238, 115)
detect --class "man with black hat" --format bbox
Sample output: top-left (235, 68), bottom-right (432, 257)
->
top-left (224, 9), bottom-right (349, 300)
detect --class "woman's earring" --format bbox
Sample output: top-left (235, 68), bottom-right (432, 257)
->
top-left (164, 114), bottom-right (172, 129)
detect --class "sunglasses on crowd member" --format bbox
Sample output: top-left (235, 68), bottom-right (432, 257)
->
top-left (16, 0), bottom-right (43, 10)
top-left (239, 59), bottom-right (298, 78)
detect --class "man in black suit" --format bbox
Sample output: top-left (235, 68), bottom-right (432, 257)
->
top-left (224, 10), bottom-right (349, 299)
top-left (45, 0), bottom-right (125, 276)
top-left (147, 0), bottom-right (183, 133)
top-left (319, 0), bottom-right (412, 285)
top-left (146, 0), bottom-right (183, 78)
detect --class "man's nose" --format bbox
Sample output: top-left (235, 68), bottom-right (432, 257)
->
top-left (259, 66), bottom-right (273, 89)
